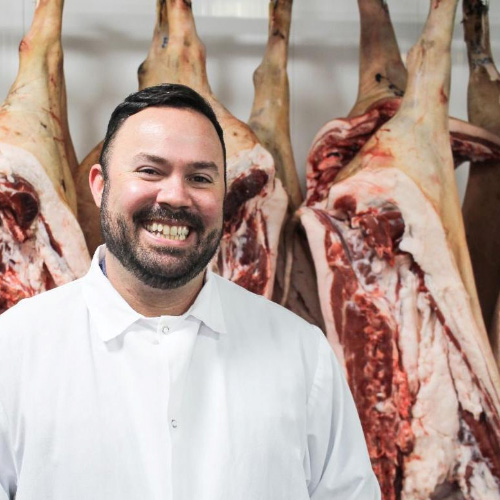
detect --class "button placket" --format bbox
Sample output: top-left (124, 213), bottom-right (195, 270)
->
top-left (166, 321), bottom-right (201, 437)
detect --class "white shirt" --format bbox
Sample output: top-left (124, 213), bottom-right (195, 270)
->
top-left (0, 246), bottom-right (380, 500)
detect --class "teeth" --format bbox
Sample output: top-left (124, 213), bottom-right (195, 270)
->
top-left (145, 222), bottom-right (190, 240)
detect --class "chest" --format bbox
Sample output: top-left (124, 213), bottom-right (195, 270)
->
top-left (13, 327), bottom-right (309, 499)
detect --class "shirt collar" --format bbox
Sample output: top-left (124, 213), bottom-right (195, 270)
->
top-left (186, 268), bottom-right (226, 335)
top-left (82, 245), bottom-right (227, 343)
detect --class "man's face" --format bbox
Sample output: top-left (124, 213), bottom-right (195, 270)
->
top-left (97, 106), bottom-right (225, 289)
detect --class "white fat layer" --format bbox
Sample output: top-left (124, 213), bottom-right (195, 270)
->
top-left (308, 111), bottom-right (379, 155)
top-left (327, 167), bottom-right (500, 409)
top-left (402, 295), bottom-right (460, 499)
top-left (397, 263), bottom-right (421, 394)
top-left (0, 143), bottom-right (90, 281)
top-left (300, 166), bottom-right (500, 497)
top-left (1, 214), bottom-right (77, 300)
top-left (211, 144), bottom-right (288, 299)
top-left (298, 209), bottom-right (344, 367)
top-left (456, 431), bottom-right (500, 499)
top-left (298, 211), bottom-right (336, 332)
top-left (226, 143), bottom-right (275, 185)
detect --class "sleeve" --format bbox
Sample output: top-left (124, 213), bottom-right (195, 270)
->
top-left (304, 327), bottom-right (381, 499)
top-left (0, 395), bottom-right (16, 500)
top-left (0, 317), bottom-right (18, 500)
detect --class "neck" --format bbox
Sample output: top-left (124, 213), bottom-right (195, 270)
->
top-left (103, 249), bottom-right (205, 317)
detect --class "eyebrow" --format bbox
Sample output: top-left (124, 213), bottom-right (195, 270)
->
top-left (133, 153), bottom-right (221, 176)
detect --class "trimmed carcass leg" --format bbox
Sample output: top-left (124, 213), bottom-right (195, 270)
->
top-left (300, 0), bottom-right (500, 498)
top-left (462, 0), bottom-right (500, 354)
top-left (348, 0), bottom-right (407, 118)
top-left (248, 0), bottom-right (301, 211)
top-left (247, 0), bottom-right (323, 327)
top-left (0, 0), bottom-right (90, 313)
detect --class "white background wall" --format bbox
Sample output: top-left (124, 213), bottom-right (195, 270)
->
top-left (1, 0), bottom-right (499, 200)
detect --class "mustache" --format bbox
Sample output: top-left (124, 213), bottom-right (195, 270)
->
top-left (133, 205), bottom-right (204, 231)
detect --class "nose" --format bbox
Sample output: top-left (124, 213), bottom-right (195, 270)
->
top-left (155, 175), bottom-right (192, 208)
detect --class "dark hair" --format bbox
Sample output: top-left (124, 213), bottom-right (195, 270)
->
top-left (99, 83), bottom-right (226, 180)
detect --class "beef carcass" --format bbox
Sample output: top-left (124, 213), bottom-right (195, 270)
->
top-left (76, 0), bottom-right (288, 298)
top-left (462, 0), bottom-right (500, 355)
top-left (0, 0), bottom-right (90, 313)
top-left (306, 0), bottom-right (500, 209)
top-left (299, 0), bottom-right (500, 498)
top-left (247, 0), bottom-right (323, 328)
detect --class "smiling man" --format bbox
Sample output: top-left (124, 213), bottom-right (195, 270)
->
top-left (0, 84), bottom-right (380, 500)
top-left (92, 96), bottom-right (226, 315)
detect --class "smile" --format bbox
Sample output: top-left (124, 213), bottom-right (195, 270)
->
top-left (144, 222), bottom-right (190, 241)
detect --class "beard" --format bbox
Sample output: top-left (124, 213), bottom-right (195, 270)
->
top-left (100, 183), bottom-right (223, 290)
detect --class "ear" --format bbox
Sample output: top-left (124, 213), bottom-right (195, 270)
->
top-left (89, 164), bottom-right (105, 208)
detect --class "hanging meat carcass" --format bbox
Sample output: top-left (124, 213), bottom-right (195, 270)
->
top-left (247, 0), bottom-right (323, 328)
top-left (306, 0), bottom-right (500, 209)
top-left (76, 0), bottom-right (288, 298)
top-left (462, 0), bottom-right (500, 359)
top-left (0, 0), bottom-right (90, 313)
top-left (306, 0), bottom-right (405, 208)
top-left (299, 0), bottom-right (500, 498)
top-left (348, 0), bottom-right (407, 119)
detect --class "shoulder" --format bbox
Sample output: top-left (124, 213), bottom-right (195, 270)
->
top-left (213, 273), bottom-right (325, 349)
top-left (214, 274), bottom-right (314, 325)
top-left (0, 279), bottom-right (88, 390)
top-left (213, 275), bottom-right (339, 404)
top-left (0, 278), bottom-right (84, 340)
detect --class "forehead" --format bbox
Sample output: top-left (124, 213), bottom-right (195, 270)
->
top-left (109, 107), bottom-right (224, 168)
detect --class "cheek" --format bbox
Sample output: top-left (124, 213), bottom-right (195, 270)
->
top-left (199, 193), bottom-right (224, 224)
top-left (111, 181), bottom-right (154, 213)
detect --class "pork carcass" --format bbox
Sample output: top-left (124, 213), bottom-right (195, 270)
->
top-left (299, 0), bottom-right (500, 498)
top-left (462, 0), bottom-right (500, 357)
top-left (306, 0), bottom-right (500, 209)
top-left (247, 0), bottom-right (323, 328)
top-left (0, 0), bottom-right (90, 313)
top-left (76, 0), bottom-right (288, 298)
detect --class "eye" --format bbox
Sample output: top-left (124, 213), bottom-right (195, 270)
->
top-left (189, 174), bottom-right (212, 184)
top-left (137, 167), bottom-right (160, 176)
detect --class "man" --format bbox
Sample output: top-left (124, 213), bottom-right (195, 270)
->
top-left (0, 84), bottom-right (380, 499)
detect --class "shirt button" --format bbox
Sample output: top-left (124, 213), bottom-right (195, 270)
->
top-left (171, 419), bottom-right (178, 428)
top-left (162, 326), bottom-right (169, 334)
